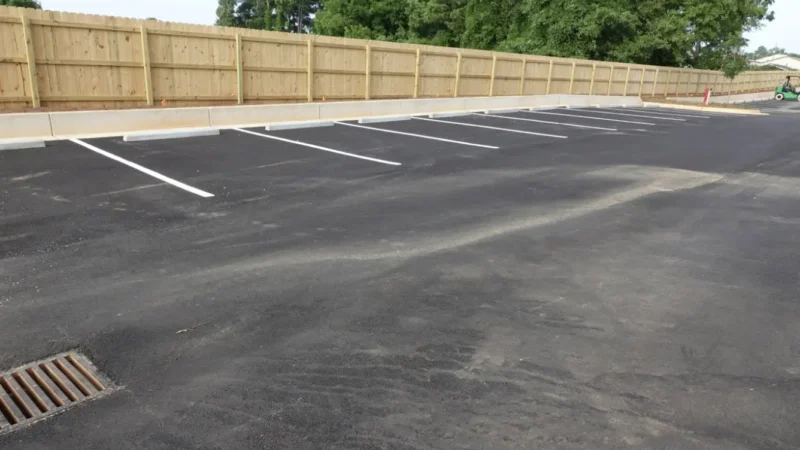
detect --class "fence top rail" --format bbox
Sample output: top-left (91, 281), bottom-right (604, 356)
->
top-left (28, 18), bottom-right (140, 33)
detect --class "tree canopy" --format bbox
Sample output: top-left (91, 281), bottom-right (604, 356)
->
top-left (216, 0), bottom-right (778, 77)
top-left (0, 0), bottom-right (41, 8)
top-left (216, 0), bottom-right (320, 33)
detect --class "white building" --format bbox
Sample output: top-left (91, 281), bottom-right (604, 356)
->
top-left (749, 54), bottom-right (800, 71)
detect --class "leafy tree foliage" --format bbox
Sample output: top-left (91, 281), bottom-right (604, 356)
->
top-left (216, 0), bottom-right (320, 33)
top-left (217, 0), bottom-right (778, 76)
top-left (0, 0), bottom-right (41, 7)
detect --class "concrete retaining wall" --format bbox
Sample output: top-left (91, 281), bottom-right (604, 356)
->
top-left (209, 103), bottom-right (320, 128)
top-left (49, 107), bottom-right (211, 137)
top-left (1, 95), bottom-right (643, 140)
top-left (0, 113), bottom-right (52, 139)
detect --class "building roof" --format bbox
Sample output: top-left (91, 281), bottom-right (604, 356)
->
top-left (750, 54), bottom-right (800, 71)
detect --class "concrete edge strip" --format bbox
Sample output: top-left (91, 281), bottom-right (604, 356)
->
top-left (1, 96), bottom-right (643, 141)
top-left (123, 127), bottom-right (220, 142)
top-left (358, 115), bottom-right (412, 124)
top-left (642, 102), bottom-right (766, 116)
top-left (0, 140), bottom-right (46, 151)
top-left (265, 120), bottom-right (334, 131)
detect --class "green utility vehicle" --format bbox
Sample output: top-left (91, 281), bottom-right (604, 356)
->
top-left (775, 76), bottom-right (800, 101)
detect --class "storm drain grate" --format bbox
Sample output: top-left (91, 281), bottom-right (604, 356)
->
top-left (0, 351), bottom-right (115, 435)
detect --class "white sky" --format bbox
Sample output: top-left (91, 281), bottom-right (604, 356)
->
top-left (41, 0), bottom-right (219, 25)
top-left (744, 0), bottom-right (800, 52)
top-left (42, 0), bottom-right (798, 52)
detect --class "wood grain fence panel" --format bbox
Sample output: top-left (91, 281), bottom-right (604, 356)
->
top-left (0, 18), bottom-right (28, 106)
top-left (419, 52), bottom-right (457, 98)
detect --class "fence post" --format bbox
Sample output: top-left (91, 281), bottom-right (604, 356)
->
top-left (607, 65), bottom-right (614, 95)
top-left (651, 68), bottom-right (659, 96)
top-left (664, 70), bottom-right (671, 96)
top-left (413, 48), bottom-right (421, 98)
top-left (589, 63), bottom-right (596, 95)
top-left (568, 62), bottom-right (576, 94)
top-left (454, 52), bottom-right (462, 97)
top-left (307, 40), bottom-right (314, 102)
top-left (138, 25), bottom-right (153, 106)
top-left (364, 44), bottom-right (371, 100)
top-left (545, 59), bottom-right (554, 94)
top-left (623, 67), bottom-right (631, 96)
top-left (518, 57), bottom-right (527, 95)
top-left (489, 55), bottom-right (497, 96)
top-left (21, 15), bottom-right (40, 108)
top-left (235, 34), bottom-right (244, 105)
top-left (638, 68), bottom-right (646, 96)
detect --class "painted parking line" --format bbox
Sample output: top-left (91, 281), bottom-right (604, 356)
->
top-left (334, 121), bottom-right (499, 149)
top-left (523, 110), bottom-right (656, 126)
top-left (616, 108), bottom-right (711, 119)
top-left (575, 109), bottom-right (687, 122)
top-left (233, 128), bottom-right (402, 166)
top-left (474, 113), bottom-right (617, 131)
top-left (69, 139), bottom-right (214, 198)
top-left (412, 117), bottom-right (568, 139)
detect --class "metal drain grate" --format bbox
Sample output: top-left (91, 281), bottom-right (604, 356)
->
top-left (0, 351), bottom-right (114, 435)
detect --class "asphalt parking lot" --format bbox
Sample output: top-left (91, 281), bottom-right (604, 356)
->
top-left (745, 98), bottom-right (800, 114)
top-left (2, 106), bottom-right (800, 449)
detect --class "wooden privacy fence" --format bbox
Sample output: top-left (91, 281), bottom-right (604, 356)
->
top-left (0, 5), bottom-right (795, 112)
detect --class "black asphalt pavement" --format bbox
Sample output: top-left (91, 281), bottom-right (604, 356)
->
top-left (2, 107), bottom-right (800, 449)
top-left (746, 98), bottom-right (800, 115)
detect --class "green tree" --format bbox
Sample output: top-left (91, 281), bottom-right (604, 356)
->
top-left (501, 0), bottom-right (775, 77)
top-left (215, 0), bottom-right (319, 32)
top-left (749, 45), bottom-right (786, 59)
top-left (315, 0), bottom-right (409, 40)
top-left (0, 0), bottom-right (41, 7)
top-left (405, 0), bottom-right (467, 47)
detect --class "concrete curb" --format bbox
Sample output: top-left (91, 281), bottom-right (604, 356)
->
top-left (123, 127), bottom-right (220, 142)
top-left (358, 115), bottom-right (412, 124)
top-left (483, 108), bottom-right (520, 114)
top-left (265, 120), bottom-right (334, 131)
top-left (0, 139), bottom-right (46, 151)
top-left (428, 111), bottom-right (474, 118)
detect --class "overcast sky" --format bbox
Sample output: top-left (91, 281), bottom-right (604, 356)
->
top-left (42, 0), bottom-right (799, 52)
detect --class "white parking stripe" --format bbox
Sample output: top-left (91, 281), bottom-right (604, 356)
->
top-left (335, 121), bottom-right (498, 149)
top-left (233, 128), bottom-right (402, 166)
top-left (413, 117), bottom-right (568, 139)
top-left (573, 109), bottom-right (686, 121)
top-left (620, 108), bottom-right (711, 119)
top-left (523, 110), bottom-right (655, 126)
top-left (69, 139), bottom-right (214, 198)
top-left (474, 113), bottom-right (617, 131)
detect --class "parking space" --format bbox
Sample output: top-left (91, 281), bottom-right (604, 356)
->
top-left (1, 105), bottom-right (732, 212)
top-left (5, 102), bottom-right (797, 449)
